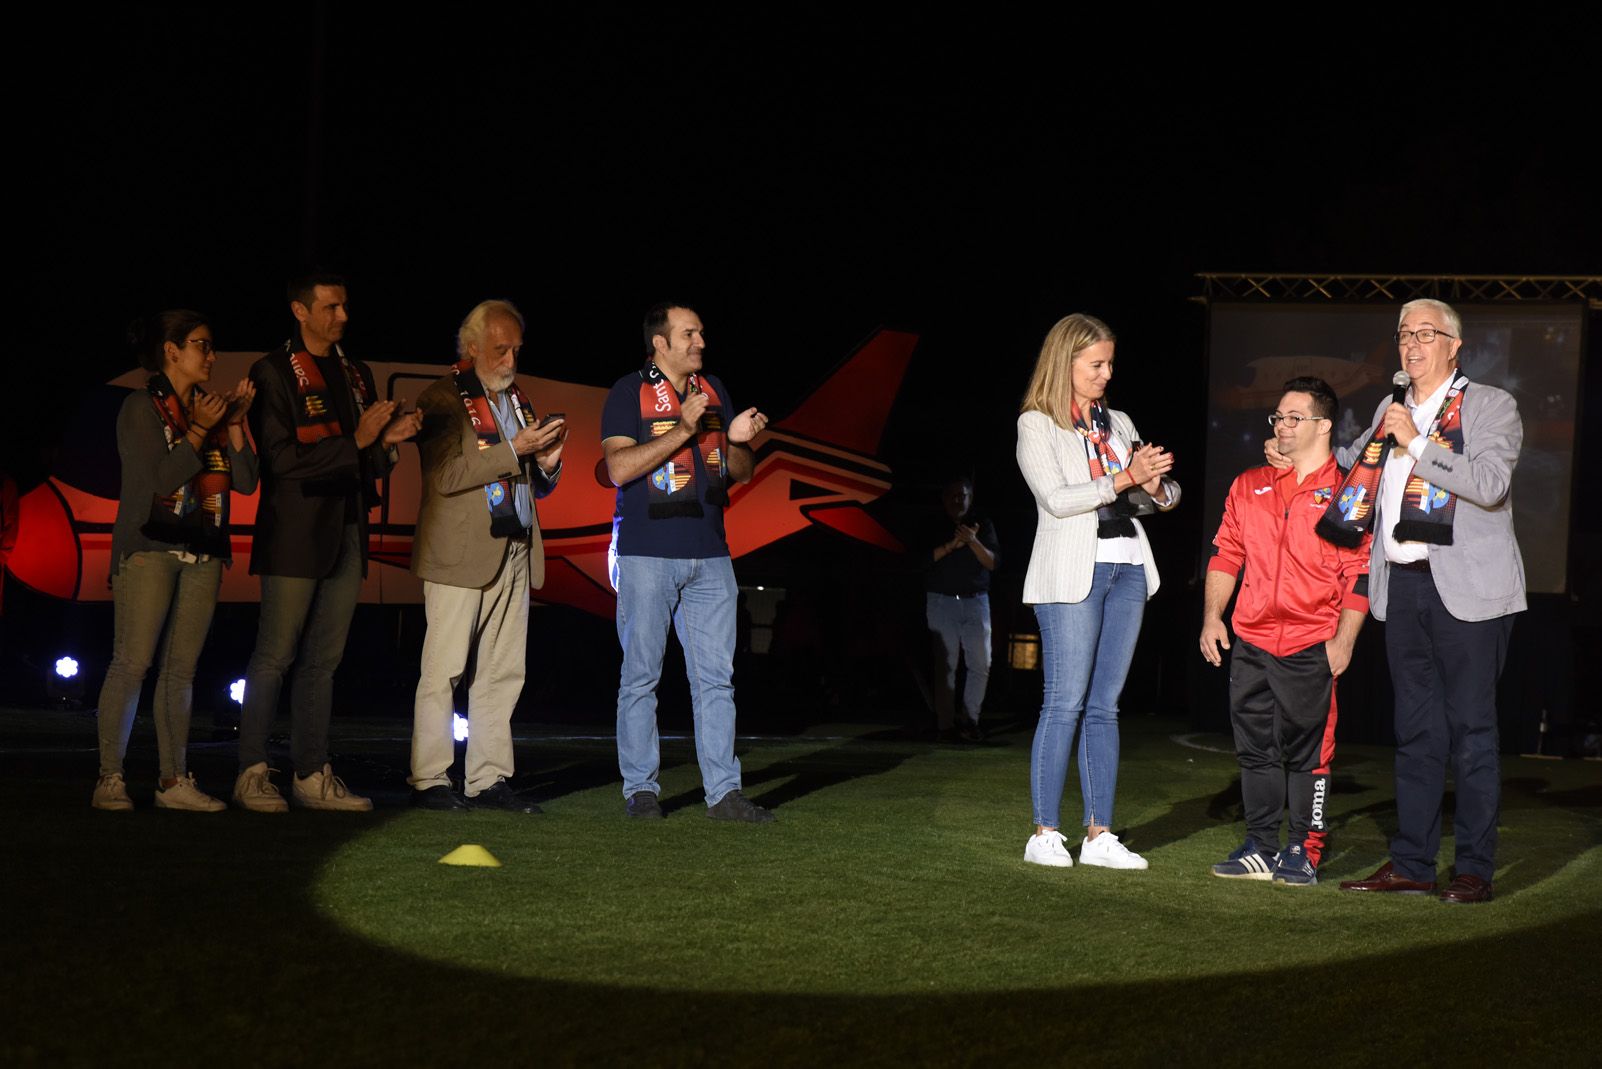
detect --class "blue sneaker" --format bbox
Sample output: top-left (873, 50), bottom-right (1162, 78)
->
top-left (1210, 839), bottom-right (1278, 880)
top-left (1272, 844), bottom-right (1318, 886)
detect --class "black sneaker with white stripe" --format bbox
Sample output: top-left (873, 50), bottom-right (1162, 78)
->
top-left (1211, 839), bottom-right (1278, 880)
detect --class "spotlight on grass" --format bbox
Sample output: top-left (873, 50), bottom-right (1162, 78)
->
top-left (453, 713), bottom-right (469, 742)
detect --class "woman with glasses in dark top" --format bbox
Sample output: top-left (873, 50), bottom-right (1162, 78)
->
top-left (92, 310), bottom-right (258, 811)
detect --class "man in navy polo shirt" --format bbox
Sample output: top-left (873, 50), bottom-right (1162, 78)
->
top-left (601, 303), bottom-right (774, 823)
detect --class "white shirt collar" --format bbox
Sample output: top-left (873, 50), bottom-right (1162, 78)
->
top-left (1407, 372), bottom-right (1457, 415)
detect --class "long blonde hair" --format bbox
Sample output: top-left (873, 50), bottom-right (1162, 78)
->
top-left (1020, 313), bottom-right (1115, 427)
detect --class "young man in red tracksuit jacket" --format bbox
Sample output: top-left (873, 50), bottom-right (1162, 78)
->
top-left (1199, 376), bottom-right (1371, 886)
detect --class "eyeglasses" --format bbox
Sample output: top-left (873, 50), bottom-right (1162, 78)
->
top-left (1267, 414), bottom-right (1327, 428)
top-left (1394, 329), bottom-right (1455, 345)
top-left (186, 338), bottom-right (215, 356)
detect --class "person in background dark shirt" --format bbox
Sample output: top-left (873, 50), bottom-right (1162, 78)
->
top-left (925, 475), bottom-right (998, 741)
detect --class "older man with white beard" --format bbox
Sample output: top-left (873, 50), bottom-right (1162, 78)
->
top-left (408, 300), bottom-right (566, 812)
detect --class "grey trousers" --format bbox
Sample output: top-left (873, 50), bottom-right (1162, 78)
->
top-left (238, 523), bottom-right (363, 774)
top-left (96, 551), bottom-right (223, 779)
top-left (926, 592), bottom-right (992, 729)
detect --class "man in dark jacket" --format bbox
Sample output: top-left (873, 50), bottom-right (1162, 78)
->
top-left (234, 271), bottom-right (421, 813)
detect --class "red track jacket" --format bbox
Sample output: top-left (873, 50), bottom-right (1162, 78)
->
top-left (1208, 455), bottom-right (1371, 658)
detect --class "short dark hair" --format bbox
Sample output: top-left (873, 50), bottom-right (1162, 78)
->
top-left (1282, 376), bottom-right (1338, 422)
top-left (287, 269), bottom-right (347, 310)
top-left (941, 473), bottom-right (974, 493)
top-left (128, 309), bottom-right (209, 372)
top-left (643, 301), bottom-right (695, 357)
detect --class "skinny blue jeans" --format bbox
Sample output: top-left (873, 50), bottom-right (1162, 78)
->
top-left (614, 555), bottom-right (742, 807)
top-left (1030, 562), bottom-right (1147, 829)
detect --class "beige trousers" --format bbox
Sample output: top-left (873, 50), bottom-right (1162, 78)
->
top-left (410, 539), bottom-right (529, 797)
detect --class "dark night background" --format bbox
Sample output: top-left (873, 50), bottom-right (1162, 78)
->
top-left (6, 11), bottom-right (1599, 746)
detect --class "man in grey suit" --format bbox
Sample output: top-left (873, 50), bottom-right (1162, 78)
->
top-left (1274, 298), bottom-right (1524, 904)
top-left (408, 299), bottom-right (565, 812)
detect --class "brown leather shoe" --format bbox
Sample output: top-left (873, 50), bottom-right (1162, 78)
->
top-left (1337, 861), bottom-right (1436, 894)
top-left (1438, 874), bottom-right (1493, 904)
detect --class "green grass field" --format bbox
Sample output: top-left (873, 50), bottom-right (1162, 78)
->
top-left (4, 707), bottom-right (1598, 1066)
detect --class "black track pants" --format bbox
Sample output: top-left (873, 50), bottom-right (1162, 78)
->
top-left (1228, 640), bottom-right (1339, 865)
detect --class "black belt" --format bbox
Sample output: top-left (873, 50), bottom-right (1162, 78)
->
top-left (1392, 559), bottom-right (1430, 573)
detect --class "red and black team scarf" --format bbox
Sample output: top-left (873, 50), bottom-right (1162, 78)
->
top-left (1071, 399), bottom-right (1135, 538)
top-left (638, 362), bottom-right (727, 519)
top-left (1393, 374), bottom-right (1468, 545)
top-left (286, 343), bottom-right (372, 445)
top-left (1317, 373), bottom-right (1469, 549)
top-left (143, 373), bottom-right (231, 557)
top-left (452, 359), bottom-right (535, 537)
top-left (1316, 436), bottom-right (1385, 548)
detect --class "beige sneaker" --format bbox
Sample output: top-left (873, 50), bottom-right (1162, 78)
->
top-left (92, 773), bottom-right (134, 811)
top-left (292, 763), bottom-right (373, 812)
top-left (233, 762), bottom-right (289, 814)
top-left (154, 773), bottom-right (226, 813)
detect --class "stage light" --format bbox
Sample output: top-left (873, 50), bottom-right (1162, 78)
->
top-left (453, 713), bottom-right (469, 741)
top-left (230, 679), bottom-right (246, 704)
top-left (46, 655), bottom-right (86, 708)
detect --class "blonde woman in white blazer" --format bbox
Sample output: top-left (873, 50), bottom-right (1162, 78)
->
top-left (1016, 314), bottom-right (1179, 870)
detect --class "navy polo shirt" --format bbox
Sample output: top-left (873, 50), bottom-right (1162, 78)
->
top-left (601, 371), bottom-right (734, 559)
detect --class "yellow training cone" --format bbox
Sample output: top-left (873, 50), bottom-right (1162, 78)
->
top-left (438, 844), bottom-right (502, 868)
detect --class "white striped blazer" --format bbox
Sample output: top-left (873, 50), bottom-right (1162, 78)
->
top-left (1015, 408), bottom-right (1181, 605)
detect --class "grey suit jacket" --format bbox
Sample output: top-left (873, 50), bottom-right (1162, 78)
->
top-left (411, 373), bottom-right (558, 590)
top-left (1337, 379), bottom-right (1525, 622)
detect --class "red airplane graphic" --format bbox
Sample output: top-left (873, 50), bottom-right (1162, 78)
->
top-left (9, 330), bottom-right (917, 617)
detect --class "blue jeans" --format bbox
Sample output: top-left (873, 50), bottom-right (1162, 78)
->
top-left (1030, 562), bottom-right (1147, 829)
top-left (239, 523), bottom-right (364, 773)
top-left (96, 552), bottom-right (223, 779)
top-left (925, 592), bottom-right (991, 729)
top-left (615, 555), bottom-right (742, 806)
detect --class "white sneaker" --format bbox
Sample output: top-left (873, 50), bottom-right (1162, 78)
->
top-left (292, 763), bottom-right (373, 812)
top-left (154, 773), bottom-right (226, 812)
top-left (233, 762), bottom-right (289, 814)
top-left (1024, 829), bottom-right (1074, 867)
top-left (92, 773), bottom-right (134, 812)
top-left (1079, 831), bottom-right (1148, 870)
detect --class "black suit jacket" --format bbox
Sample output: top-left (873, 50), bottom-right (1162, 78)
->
top-left (247, 339), bottom-right (395, 578)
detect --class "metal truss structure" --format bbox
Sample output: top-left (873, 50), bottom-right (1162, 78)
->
top-left (1196, 274), bottom-right (1602, 309)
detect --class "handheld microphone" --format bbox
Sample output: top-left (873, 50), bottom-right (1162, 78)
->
top-left (1382, 370), bottom-right (1410, 451)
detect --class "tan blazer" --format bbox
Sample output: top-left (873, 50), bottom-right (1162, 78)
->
top-left (410, 373), bottom-right (556, 590)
